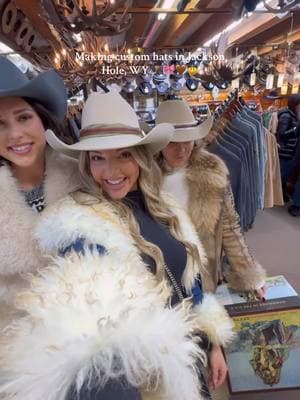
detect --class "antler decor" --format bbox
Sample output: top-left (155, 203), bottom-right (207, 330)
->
top-left (41, 0), bottom-right (133, 36)
top-left (30, 31), bottom-right (146, 87)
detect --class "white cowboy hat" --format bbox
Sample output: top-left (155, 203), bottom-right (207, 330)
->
top-left (155, 99), bottom-right (213, 142)
top-left (46, 91), bottom-right (174, 158)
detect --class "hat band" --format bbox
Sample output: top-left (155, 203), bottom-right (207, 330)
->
top-left (174, 121), bottom-right (200, 129)
top-left (80, 126), bottom-right (145, 140)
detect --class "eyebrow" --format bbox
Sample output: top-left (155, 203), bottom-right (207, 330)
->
top-left (0, 108), bottom-right (33, 119)
top-left (13, 108), bottom-right (33, 115)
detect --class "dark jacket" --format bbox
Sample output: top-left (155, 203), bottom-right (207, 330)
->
top-left (277, 109), bottom-right (299, 160)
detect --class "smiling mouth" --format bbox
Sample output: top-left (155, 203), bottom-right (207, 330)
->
top-left (9, 143), bottom-right (33, 154)
top-left (105, 178), bottom-right (127, 187)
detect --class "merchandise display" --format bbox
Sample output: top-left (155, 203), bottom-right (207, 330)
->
top-left (0, 1), bottom-right (299, 400)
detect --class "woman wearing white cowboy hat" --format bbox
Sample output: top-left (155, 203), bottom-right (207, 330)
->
top-left (0, 56), bottom-right (80, 332)
top-left (156, 99), bottom-right (266, 297)
top-left (155, 100), bottom-right (267, 398)
top-left (0, 91), bottom-right (234, 400)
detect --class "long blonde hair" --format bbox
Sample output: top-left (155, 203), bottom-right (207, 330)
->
top-left (78, 145), bottom-right (201, 283)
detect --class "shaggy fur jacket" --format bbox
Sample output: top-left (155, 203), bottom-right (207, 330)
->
top-left (0, 149), bottom-right (80, 329)
top-left (162, 149), bottom-right (266, 293)
top-left (0, 190), bottom-right (234, 400)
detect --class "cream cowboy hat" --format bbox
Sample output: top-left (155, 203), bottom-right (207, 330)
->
top-left (45, 91), bottom-right (174, 158)
top-left (155, 99), bottom-right (213, 142)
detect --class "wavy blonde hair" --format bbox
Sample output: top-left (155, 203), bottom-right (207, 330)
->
top-left (78, 145), bottom-right (201, 284)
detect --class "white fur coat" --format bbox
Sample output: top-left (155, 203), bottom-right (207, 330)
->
top-left (0, 191), bottom-right (234, 400)
top-left (0, 149), bottom-right (80, 328)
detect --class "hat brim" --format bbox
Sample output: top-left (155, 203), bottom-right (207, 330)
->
top-left (172, 116), bottom-right (213, 142)
top-left (264, 96), bottom-right (282, 100)
top-left (0, 70), bottom-right (67, 121)
top-left (45, 122), bottom-right (174, 159)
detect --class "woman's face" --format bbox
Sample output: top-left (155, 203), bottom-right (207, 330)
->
top-left (0, 97), bottom-right (46, 167)
top-left (162, 141), bottom-right (194, 169)
top-left (89, 148), bottom-right (140, 200)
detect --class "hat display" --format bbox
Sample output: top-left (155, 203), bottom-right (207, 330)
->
top-left (201, 81), bottom-right (214, 91)
top-left (156, 81), bottom-right (169, 94)
top-left (186, 77), bottom-right (199, 91)
top-left (170, 80), bottom-right (183, 91)
top-left (156, 99), bottom-right (213, 141)
top-left (0, 56), bottom-right (67, 121)
top-left (153, 72), bottom-right (167, 83)
top-left (122, 81), bottom-right (136, 93)
top-left (46, 91), bottom-right (174, 158)
top-left (139, 81), bottom-right (153, 95)
top-left (170, 71), bottom-right (183, 81)
top-left (263, 90), bottom-right (282, 100)
top-left (215, 80), bottom-right (229, 90)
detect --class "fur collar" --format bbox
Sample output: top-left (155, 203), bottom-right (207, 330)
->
top-left (0, 149), bottom-right (80, 277)
top-left (186, 149), bottom-right (229, 234)
top-left (37, 190), bottom-right (207, 294)
top-left (2, 197), bottom-right (203, 400)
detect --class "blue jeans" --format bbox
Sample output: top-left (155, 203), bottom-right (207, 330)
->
top-left (280, 158), bottom-right (295, 193)
top-left (280, 158), bottom-right (300, 206)
top-left (293, 176), bottom-right (300, 207)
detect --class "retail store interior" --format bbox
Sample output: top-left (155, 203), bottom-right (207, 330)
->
top-left (0, 1), bottom-right (299, 399)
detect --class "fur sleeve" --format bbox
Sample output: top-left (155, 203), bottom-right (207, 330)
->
top-left (192, 294), bottom-right (235, 347)
top-left (221, 186), bottom-right (266, 292)
top-left (0, 250), bottom-right (203, 400)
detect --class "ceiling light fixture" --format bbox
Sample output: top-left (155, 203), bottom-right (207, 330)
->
top-left (157, 0), bottom-right (177, 21)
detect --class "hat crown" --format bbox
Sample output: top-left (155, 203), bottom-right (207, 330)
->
top-left (0, 57), bottom-right (29, 91)
top-left (156, 100), bottom-right (195, 125)
top-left (82, 91), bottom-right (140, 130)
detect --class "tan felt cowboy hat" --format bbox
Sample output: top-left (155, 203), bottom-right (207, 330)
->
top-left (46, 91), bottom-right (174, 158)
top-left (155, 99), bottom-right (213, 142)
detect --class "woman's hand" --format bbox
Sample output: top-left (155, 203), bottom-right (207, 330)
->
top-left (256, 285), bottom-right (267, 301)
top-left (208, 345), bottom-right (228, 389)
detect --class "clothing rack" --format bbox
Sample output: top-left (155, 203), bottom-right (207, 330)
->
top-left (205, 88), bottom-right (281, 231)
top-left (214, 89), bottom-right (239, 120)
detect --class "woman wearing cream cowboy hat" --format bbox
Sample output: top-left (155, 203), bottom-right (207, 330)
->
top-left (0, 56), bottom-right (80, 332)
top-left (0, 91), bottom-right (233, 400)
top-left (156, 99), bottom-right (267, 299)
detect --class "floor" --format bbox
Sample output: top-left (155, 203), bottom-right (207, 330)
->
top-left (246, 205), bottom-right (300, 294)
top-left (213, 205), bottom-right (300, 400)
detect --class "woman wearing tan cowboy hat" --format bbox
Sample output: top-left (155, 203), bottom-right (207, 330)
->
top-left (0, 91), bottom-right (233, 400)
top-left (156, 99), bottom-right (267, 299)
top-left (0, 56), bottom-right (80, 332)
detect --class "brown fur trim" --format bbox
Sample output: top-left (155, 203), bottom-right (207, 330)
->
top-left (187, 149), bottom-right (229, 234)
top-left (225, 261), bottom-right (266, 292)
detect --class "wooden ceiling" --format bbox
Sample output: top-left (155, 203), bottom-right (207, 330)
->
top-left (0, 0), bottom-right (299, 63)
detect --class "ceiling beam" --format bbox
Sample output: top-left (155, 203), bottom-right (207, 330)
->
top-left (257, 30), bottom-right (300, 54)
top-left (228, 14), bottom-right (290, 45)
top-left (115, 7), bottom-right (234, 14)
top-left (153, 0), bottom-right (206, 47)
top-left (182, 6), bottom-right (233, 46)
